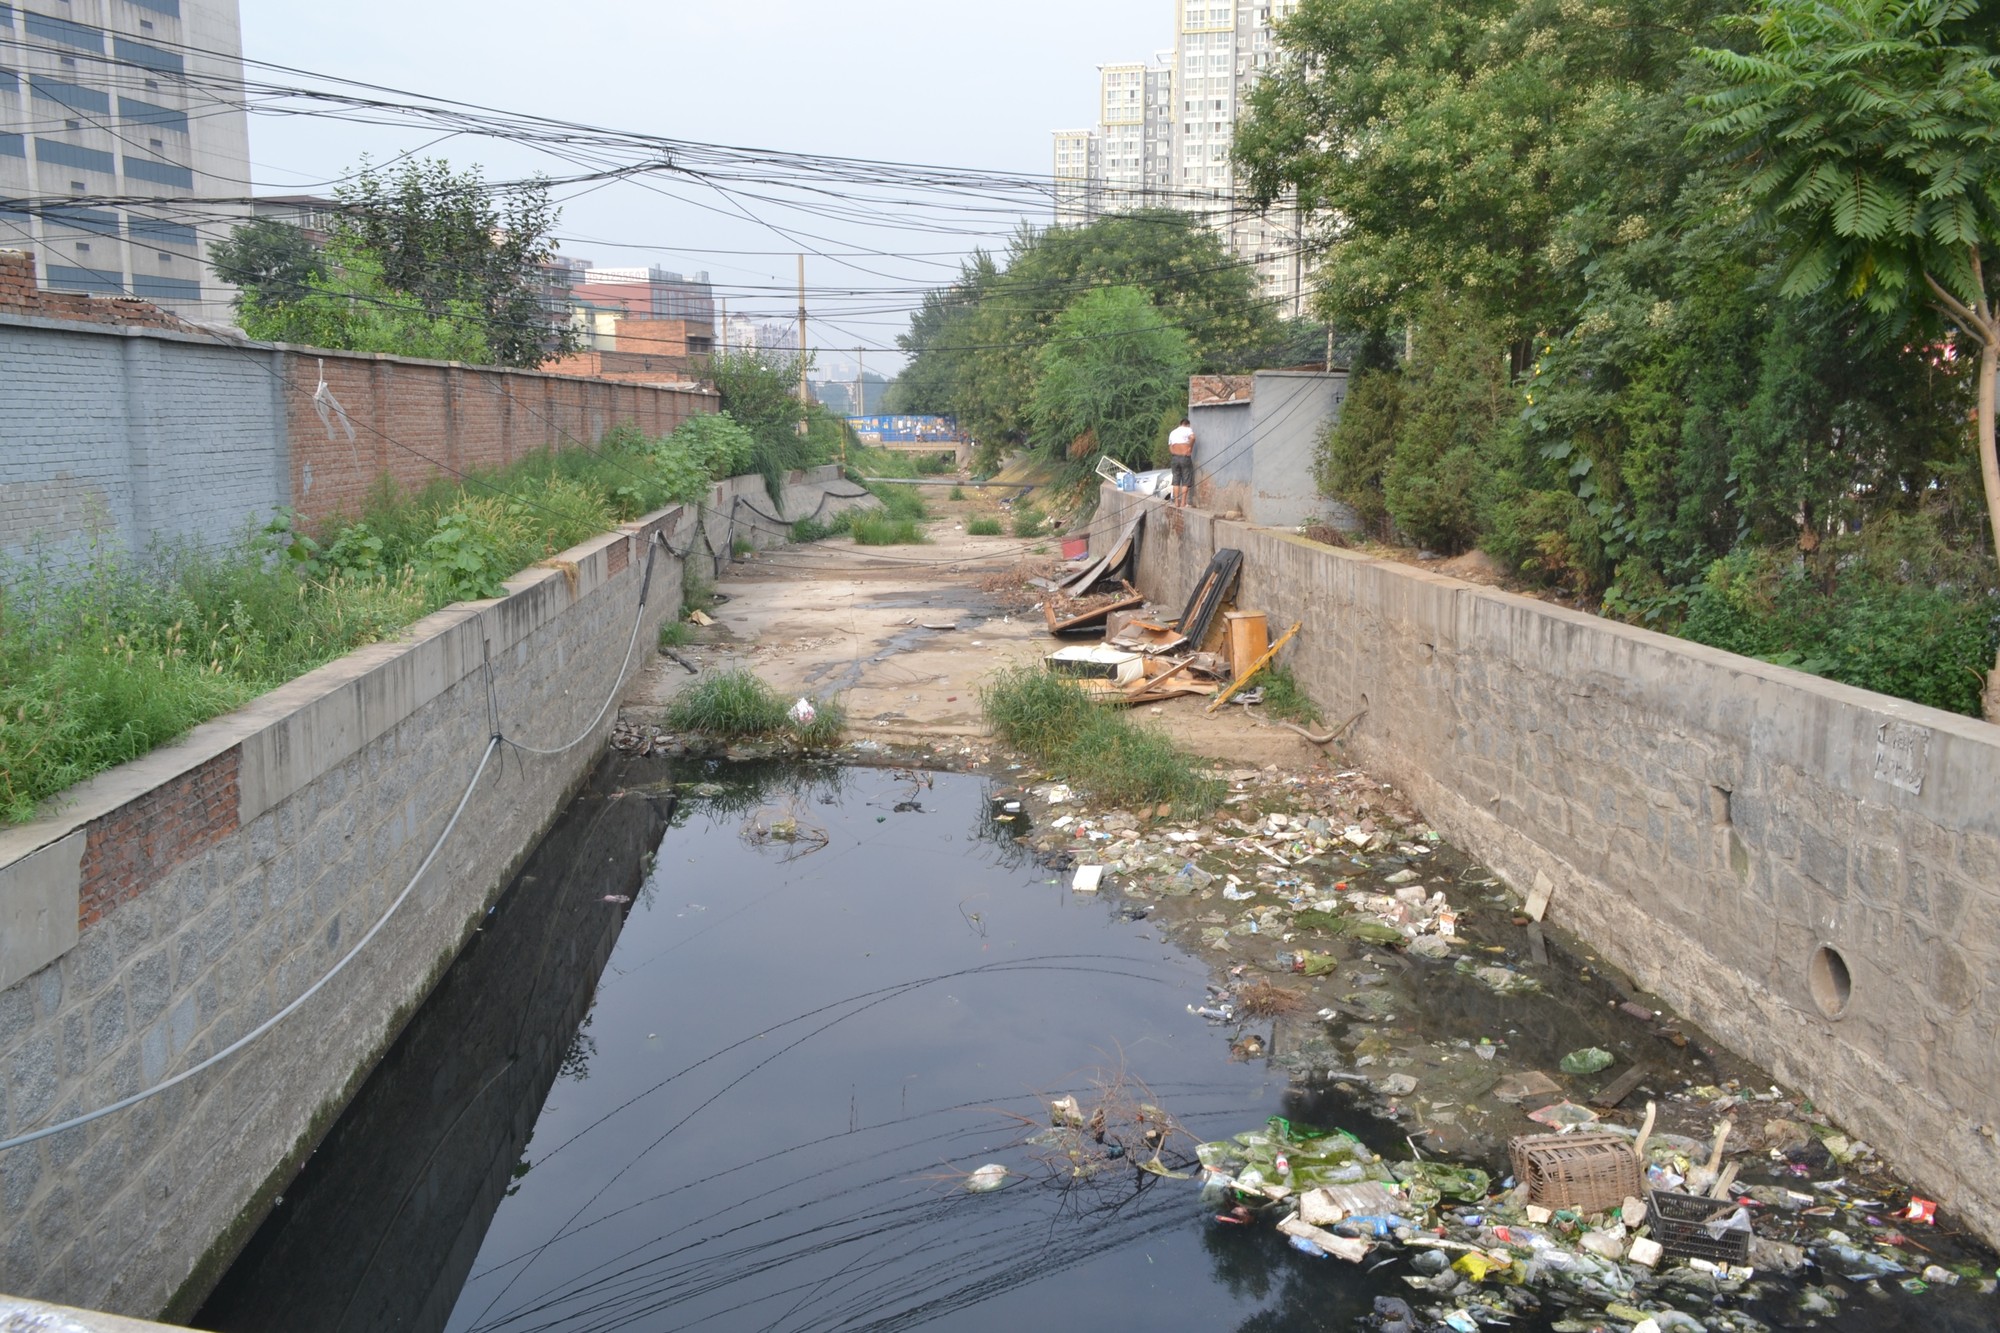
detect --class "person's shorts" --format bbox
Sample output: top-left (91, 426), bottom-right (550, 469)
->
top-left (1171, 454), bottom-right (1194, 492)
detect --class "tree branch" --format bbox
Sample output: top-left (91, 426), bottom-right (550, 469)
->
top-left (1925, 271), bottom-right (1988, 344)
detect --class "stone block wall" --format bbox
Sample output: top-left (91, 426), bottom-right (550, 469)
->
top-left (1093, 487), bottom-right (2000, 1246)
top-left (0, 467), bottom-right (855, 1318)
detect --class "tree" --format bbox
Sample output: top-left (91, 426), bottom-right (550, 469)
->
top-left (234, 236), bottom-right (492, 364)
top-left (1030, 287), bottom-right (1196, 470)
top-left (1236, 0), bottom-right (1720, 349)
top-left (1691, 0), bottom-right (2000, 717)
top-left (210, 218), bottom-right (323, 304)
top-left (335, 158), bottom-right (579, 368)
top-left (894, 212), bottom-right (1284, 454)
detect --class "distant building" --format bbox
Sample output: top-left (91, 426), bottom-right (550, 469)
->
top-left (0, 0), bottom-right (253, 317)
top-left (720, 312), bottom-right (796, 358)
top-left (1052, 128), bottom-right (1099, 229)
top-left (250, 194), bottom-right (344, 238)
top-left (1047, 2), bottom-right (1307, 314)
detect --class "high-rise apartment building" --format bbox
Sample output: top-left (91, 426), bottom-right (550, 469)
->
top-left (1050, 0), bottom-right (1306, 314)
top-left (0, 0), bottom-right (251, 317)
top-left (1051, 127), bottom-right (1097, 229)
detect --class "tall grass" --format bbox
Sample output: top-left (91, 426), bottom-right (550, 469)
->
top-left (0, 540), bottom-right (427, 823)
top-left (1, 415), bottom-right (823, 823)
top-left (966, 517), bottom-right (1003, 537)
top-left (849, 515), bottom-right (928, 546)
top-left (982, 667), bottom-right (1222, 814)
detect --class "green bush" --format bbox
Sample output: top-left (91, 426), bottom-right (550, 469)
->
top-left (982, 667), bottom-right (1222, 814)
top-left (658, 619), bottom-right (692, 650)
top-left (1679, 549), bottom-right (1997, 716)
top-left (966, 517), bottom-right (1003, 537)
top-left (1317, 370), bottom-right (1401, 536)
top-left (1010, 507), bottom-right (1046, 538)
top-left (950, 485), bottom-right (967, 501)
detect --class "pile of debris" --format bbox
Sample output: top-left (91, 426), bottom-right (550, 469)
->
top-left (1194, 1114), bottom-right (1992, 1332)
top-left (1039, 526), bottom-right (1298, 709)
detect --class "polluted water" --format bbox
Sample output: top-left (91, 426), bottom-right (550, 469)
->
top-left (198, 756), bottom-right (1999, 1333)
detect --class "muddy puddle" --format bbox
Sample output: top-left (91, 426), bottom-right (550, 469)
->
top-left (198, 758), bottom-right (1996, 1333)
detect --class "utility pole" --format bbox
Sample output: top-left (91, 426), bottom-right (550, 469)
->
top-left (855, 346), bottom-right (864, 419)
top-left (796, 255), bottom-right (809, 409)
top-left (719, 295), bottom-right (728, 356)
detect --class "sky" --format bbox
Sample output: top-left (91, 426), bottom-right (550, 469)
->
top-left (237, 0), bottom-right (1172, 376)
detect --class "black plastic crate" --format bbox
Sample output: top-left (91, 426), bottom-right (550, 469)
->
top-left (1647, 1187), bottom-right (1752, 1264)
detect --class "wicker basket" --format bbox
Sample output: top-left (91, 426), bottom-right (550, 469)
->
top-left (1508, 1132), bottom-right (1642, 1214)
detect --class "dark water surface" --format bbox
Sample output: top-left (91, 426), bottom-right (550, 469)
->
top-left (199, 759), bottom-right (1997, 1333)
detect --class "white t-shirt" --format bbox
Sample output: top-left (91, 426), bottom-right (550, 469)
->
top-left (1168, 425), bottom-right (1195, 454)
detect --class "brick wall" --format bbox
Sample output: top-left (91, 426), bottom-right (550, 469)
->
top-left (1093, 485), bottom-right (2000, 1249)
top-left (0, 251), bottom-right (202, 334)
top-left (0, 264), bottom-right (716, 561)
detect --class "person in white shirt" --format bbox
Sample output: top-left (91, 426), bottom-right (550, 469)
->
top-left (1167, 418), bottom-right (1195, 508)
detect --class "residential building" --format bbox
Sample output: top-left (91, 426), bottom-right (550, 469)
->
top-left (0, 0), bottom-right (252, 317)
top-left (1051, 127), bottom-right (1097, 228)
top-left (250, 193), bottom-right (343, 238)
top-left (567, 264), bottom-right (715, 350)
top-left (1049, 1), bottom-right (1307, 314)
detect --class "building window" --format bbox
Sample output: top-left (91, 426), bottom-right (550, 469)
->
top-left (64, 118), bottom-right (80, 129)
top-left (75, 241), bottom-right (90, 252)
top-left (157, 251), bottom-right (171, 261)
top-left (69, 180), bottom-right (85, 191)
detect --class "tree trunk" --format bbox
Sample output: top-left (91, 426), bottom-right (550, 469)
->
top-left (1981, 334), bottom-right (2000, 725)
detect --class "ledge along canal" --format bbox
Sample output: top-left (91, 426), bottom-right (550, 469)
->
top-left (196, 753), bottom-right (1998, 1333)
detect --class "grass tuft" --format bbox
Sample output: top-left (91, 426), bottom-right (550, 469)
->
top-left (850, 514), bottom-right (928, 546)
top-left (660, 668), bottom-right (846, 747)
top-left (981, 667), bottom-right (1222, 815)
top-left (1257, 665), bottom-right (1322, 725)
top-left (1010, 507), bottom-right (1046, 538)
top-left (949, 485), bottom-right (967, 501)
top-left (658, 619), bottom-right (693, 650)
top-left (966, 517), bottom-right (1003, 537)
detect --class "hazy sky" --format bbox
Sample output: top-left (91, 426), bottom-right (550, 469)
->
top-left (238, 0), bottom-right (1170, 373)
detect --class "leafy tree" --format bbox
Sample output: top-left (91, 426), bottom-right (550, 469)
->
top-left (334, 158), bottom-right (577, 368)
top-left (1691, 0), bottom-right (2000, 715)
top-left (705, 349), bottom-right (845, 496)
top-left (1236, 0), bottom-right (1720, 347)
top-left (895, 212), bottom-right (1284, 454)
top-left (210, 218), bottom-right (324, 304)
top-left (1030, 287), bottom-right (1196, 469)
top-left (234, 237), bottom-right (492, 365)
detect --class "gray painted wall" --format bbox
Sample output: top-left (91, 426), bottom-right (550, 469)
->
top-left (1092, 487), bottom-right (2000, 1249)
top-left (0, 315), bottom-right (288, 567)
top-left (1187, 370), bottom-right (1346, 528)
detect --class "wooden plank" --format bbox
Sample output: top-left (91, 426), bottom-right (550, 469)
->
top-left (1590, 1065), bottom-right (1650, 1109)
top-left (1526, 922), bottom-right (1548, 967)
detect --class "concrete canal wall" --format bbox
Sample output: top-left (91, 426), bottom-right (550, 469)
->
top-left (0, 466), bottom-right (867, 1319)
top-left (1093, 487), bottom-right (2000, 1247)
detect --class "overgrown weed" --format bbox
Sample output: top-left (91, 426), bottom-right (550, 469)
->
top-left (982, 667), bottom-right (1221, 815)
top-left (661, 669), bottom-right (846, 748)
